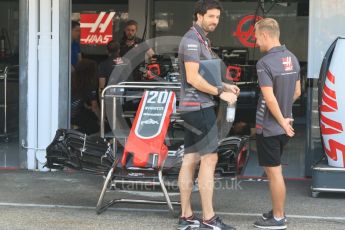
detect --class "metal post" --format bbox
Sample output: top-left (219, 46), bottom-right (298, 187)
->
top-left (100, 95), bottom-right (105, 138)
top-left (58, 0), bottom-right (71, 129)
top-left (22, 0), bottom-right (39, 169)
top-left (3, 68), bottom-right (7, 135)
top-left (112, 96), bottom-right (116, 157)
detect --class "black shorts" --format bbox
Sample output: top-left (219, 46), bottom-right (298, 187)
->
top-left (256, 134), bottom-right (289, 167)
top-left (181, 107), bottom-right (218, 156)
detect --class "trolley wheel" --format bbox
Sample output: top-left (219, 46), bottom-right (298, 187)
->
top-left (311, 191), bottom-right (320, 198)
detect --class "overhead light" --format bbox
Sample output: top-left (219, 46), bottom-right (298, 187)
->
top-left (274, 0), bottom-right (290, 7)
top-left (277, 2), bottom-right (290, 7)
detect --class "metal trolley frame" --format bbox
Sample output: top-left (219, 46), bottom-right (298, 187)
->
top-left (96, 82), bottom-right (182, 216)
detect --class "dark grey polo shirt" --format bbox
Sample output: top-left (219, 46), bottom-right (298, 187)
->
top-left (178, 24), bottom-right (217, 112)
top-left (256, 45), bottom-right (300, 137)
top-left (120, 36), bottom-right (150, 63)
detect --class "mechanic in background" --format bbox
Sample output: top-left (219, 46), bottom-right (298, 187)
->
top-left (120, 19), bottom-right (155, 81)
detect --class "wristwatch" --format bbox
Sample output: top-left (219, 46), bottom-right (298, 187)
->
top-left (217, 86), bottom-right (224, 97)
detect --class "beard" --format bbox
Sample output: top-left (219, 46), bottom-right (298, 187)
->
top-left (126, 36), bottom-right (135, 41)
top-left (202, 23), bottom-right (217, 33)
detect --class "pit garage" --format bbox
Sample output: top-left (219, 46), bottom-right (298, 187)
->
top-left (64, 0), bottom-right (309, 179)
top-left (1, 0), bottom-right (345, 201)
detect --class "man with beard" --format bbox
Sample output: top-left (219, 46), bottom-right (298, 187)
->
top-left (120, 20), bottom-right (155, 81)
top-left (177, 1), bottom-right (239, 230)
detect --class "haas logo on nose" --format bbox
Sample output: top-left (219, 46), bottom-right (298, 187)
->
top-left (141, 119), bottom-right (159, 125)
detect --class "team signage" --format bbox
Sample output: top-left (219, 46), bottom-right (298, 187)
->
top-left (80, 12), bottom-right (115, 45)
top-left (233, 15), bottom-right (263, 48)
top-left (320, 39), bottom-right (345, 168)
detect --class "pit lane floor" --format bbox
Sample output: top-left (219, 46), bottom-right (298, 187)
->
top-left (0, 171), bottom-right (344, 230)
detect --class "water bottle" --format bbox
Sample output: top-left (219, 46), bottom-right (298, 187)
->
top-left (226, 103), bottom-right (236, 122)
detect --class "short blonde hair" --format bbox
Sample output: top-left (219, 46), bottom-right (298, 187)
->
top-left (255, 18), bottom-right (280, 38)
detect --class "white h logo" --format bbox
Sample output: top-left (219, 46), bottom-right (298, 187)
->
top-left (80, 12), bottom-right (115, 33)
top-left (282, 56), bottom-right (293, 71)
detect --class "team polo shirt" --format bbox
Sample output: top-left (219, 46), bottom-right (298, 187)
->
top-left (178, 24), bottom-right (217, 112)
top-left (256, 45), bottom-right (300, 137)
top-left (98, 57), bottom-right (133, 85)
top-left (120, 37), bottom-right (150, 67)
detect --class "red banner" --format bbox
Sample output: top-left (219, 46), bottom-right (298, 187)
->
top-left (80, 12), bottom-right (115, 45)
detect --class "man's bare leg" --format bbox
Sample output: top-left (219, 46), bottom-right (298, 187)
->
top-left (178, 153), bottom-right (199, 217)
top-left (264, 166), bottom-right (286, 218)
top-left (198, 153), bottom-right (218, 220)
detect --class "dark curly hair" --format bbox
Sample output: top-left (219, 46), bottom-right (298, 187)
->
top-left (194, 0), bottom-right (223, 21)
